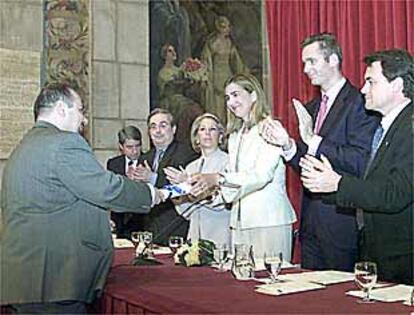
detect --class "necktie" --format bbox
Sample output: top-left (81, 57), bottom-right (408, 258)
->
top-left (357, 124), bottom-right (384, 229)
top-left (314, 95), bottom-right (329, 134)
top-left (152, 149), bottom-right (164, 172)
top-left (128, 160), bottom-right (134, 167)
top-left (368, 125), bottom-right (384, 164)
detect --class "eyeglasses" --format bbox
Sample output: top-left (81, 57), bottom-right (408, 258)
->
top-left (149, 121), bottom-right (171, 130)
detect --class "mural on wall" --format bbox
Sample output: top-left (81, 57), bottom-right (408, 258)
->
top-left (150, 0), bottom-right (262, 145)
top-left (43, 0), bottom-right (89, 137)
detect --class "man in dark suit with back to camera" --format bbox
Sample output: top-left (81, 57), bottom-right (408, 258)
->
top-left (260, 33), bottom-right (379, 271)
top-left (300, 49), bottom-right (413, 284)
top-left (129, 108), bottom-right (198, 245)
top-left (0, 83), bottom-right (165, 314)
top-left (107, 125), bottom-right (144, 238)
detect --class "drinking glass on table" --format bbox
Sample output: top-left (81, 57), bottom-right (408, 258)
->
top-left (264, 251), bottom-right (283, 283)
top-left (142, 231), bottom-right (154, 258)
top-left (354, 261), bottom-right (377, 303)
top-left (168, 236), bottom-right (184, 254)
top-left (214, 244), bottom-right (228, 272)
top-left (131, 231), bottom-right (145, 257)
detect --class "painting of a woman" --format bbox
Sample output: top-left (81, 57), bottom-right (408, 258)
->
top-left (201, 16), bottom-right (248, 124)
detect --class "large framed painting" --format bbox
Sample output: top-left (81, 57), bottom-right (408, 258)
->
top-left (150, 0), bottom-right (263, 146)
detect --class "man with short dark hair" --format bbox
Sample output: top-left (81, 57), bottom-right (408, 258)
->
top-left (300, 49), bottom-right (413, 284)
top-left (260, 33), bottom-right (379, 271)
top-left (0, 83), bottom-right (164, 313)
top-left (130, 108), bottom-right (198, 244)
top-left (107, 125), bottom-right (143, 238)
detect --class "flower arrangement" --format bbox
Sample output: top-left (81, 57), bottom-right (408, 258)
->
top-left (181, 58), bottom-right (208, 83)
top-left (174, 239), bottom-right (216, 267)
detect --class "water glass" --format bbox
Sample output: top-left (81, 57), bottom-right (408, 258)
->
top-left (130, 231), bottom-right (145, 257)
top-left (214, 244), bottom-right (228, 272)
top-left (231, 244), bottom-right (255, 280)
top-left (354, 261), bottom-right (377, 303)
top-left (169, 236), bottom-right (184, 254)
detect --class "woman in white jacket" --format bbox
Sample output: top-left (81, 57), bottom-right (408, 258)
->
top-left (190, 73), bottom-right (297, 261)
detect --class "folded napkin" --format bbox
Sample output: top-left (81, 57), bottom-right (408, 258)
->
top-left (346, 284), bottom-right (414, 303)
top-left (255, 280), bottom-right (324, 296)
top-left (278, 270), bottom-right (354, 285)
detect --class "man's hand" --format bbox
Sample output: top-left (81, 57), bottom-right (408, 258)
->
top-left (300, 154), bottom-right (342, 193)
top-left (258, 117), bottom-right (293, 150)
top-left (133, 161), bottom-right (153, 183)
top-left (188, 173), bottom-right (219, 197)
top-left (292, 98), bottom-right (314, 145)
top-left (153, 188), bottom-right (168, 205)
top-left (164, 166), bottom-right (188, 184)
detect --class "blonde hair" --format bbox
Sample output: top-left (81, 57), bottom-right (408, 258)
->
top-left (224, 73), bottom-right (271, 134)
top-left (190, 113), bottom-right (225, 153)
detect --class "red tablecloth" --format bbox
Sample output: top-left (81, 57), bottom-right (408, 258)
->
top-left (92, 249), bottom-right (412, 314)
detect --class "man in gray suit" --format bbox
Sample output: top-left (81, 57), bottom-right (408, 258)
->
top-left (0, 83), bottom-right (164, 314)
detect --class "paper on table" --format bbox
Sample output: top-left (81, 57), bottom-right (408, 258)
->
top-left (255, 280), bottom-right (325, 296)
top-left (113, 238), bottom-right (134, 248)
top-left (402, 299), bottom-right (413, 307)
top-left (153, 246), bottom-right (172, 255)
top-left (346, 284), bottom-right (414, 302)
top-left (278, 270), bottom-right (355, 285)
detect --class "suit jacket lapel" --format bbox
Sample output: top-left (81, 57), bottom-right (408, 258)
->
top-left (318, 81), bottom-right (352, 136)
top-left (367, 102), bottom-right (412, 175)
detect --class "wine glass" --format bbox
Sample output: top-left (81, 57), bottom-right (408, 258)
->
top-left (214, 244), bottom-right (228, 272)
top-left (131, 231), bottom-right (144, 258)
top-left (169, 236), bottom-right (184, 255)
top-left (142, 231), bottom-right (153, 258)
top-left (354, 261), bottom-right (377, 303)
top-left (264, 251), bottom-right (283, 283)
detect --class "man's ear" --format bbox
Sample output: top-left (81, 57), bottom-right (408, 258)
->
top-left (391, 77), bottom-right (404, 94)
top-left (172, 125), bottom-right (177, 135)
top-left (55, 100), bottom-right (67, 117)
top-left (250, 90), bottom-right (257, 103)
top-left (329, 54), bottom-right (340, 67)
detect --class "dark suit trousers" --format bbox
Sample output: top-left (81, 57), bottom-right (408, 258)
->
top-left (300, 197), bottom-right (358, 272)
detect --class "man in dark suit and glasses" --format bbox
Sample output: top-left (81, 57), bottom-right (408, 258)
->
top-left (0, 83), bottom-right (165, 314)
top-left (128, 108), bottom-right (198, 245)
top-left (300, 49), bottom-right (413, 285)
top-left (107, 125), bottom-right (144, 238)
top-left (260, 33), bottom-right (379, 271)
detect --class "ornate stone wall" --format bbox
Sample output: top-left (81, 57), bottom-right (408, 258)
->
top-left (91, 0), bottom-right (150, 165)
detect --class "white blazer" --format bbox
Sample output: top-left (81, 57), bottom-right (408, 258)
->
top-left (221, 125), bottom-right (297, 229)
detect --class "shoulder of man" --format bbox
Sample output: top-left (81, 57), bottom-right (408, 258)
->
top-left (139, 147), bottom-right (155, 162)
top-left (171, 141), bottom-right (199, 164)
top-left (107, 154), bottom-right (124, 169)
